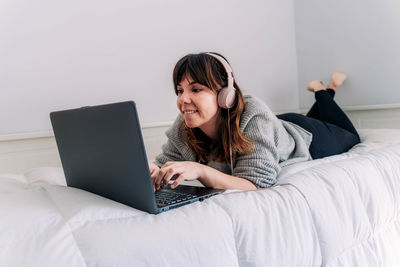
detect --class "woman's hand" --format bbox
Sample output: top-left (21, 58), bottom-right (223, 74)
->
top-left (154, 161), bottom-right (204, 190)
top-left (148, 162), bottom-right (160, 191)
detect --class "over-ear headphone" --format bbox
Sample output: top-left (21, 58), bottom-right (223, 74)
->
top-left (206, 52), bottom-right (236, 174)
top-left (206, 53), bottom-right (236, 109)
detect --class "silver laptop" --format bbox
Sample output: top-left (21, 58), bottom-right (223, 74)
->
top-left (50, 101), bottom-right (224, 214)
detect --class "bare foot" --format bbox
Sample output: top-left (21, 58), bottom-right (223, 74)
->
top-left (307, 80), bottom-right (326, 92)
top-left (327, 71), bottom-right (347, 91)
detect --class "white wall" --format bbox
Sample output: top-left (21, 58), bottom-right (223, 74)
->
top-left (294, 0), bottom-right (400, 109)
top-left (0, 0), bottom-right (299, 135)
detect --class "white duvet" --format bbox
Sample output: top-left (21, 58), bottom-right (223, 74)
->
top-left (1, 129), bottom-right (400, 267)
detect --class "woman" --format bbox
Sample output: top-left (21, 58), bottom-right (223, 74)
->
top-left (149, 52), bottom-right (360, 191)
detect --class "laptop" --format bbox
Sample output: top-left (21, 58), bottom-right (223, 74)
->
top-left (50, 101), bottom-right (224, 214)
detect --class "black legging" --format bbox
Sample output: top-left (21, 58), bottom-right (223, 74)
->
top-left (277, 89), bottom-right (360, 159)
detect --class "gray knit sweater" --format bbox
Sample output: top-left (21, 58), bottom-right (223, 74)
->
top-left (154, 95), bottom-right (312, 188)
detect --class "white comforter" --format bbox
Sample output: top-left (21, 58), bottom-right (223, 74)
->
top-left (1, 129), bottom-right (400, 267)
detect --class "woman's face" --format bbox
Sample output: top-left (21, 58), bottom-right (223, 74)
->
top-left (176, 76), bottom-right (220, 138)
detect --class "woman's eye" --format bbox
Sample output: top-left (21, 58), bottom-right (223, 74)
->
top-left (192, 88), bottom-right (201, 93)
top-left (177, 89), bottom-right (183, 94)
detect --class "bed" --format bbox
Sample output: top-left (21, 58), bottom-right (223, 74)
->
top-left (1, 129), bottom-right (400, 267)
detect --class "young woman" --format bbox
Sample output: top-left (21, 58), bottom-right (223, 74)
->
top-left (148, 52), bottom-right (360, 191)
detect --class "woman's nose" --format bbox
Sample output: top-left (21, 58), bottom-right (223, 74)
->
top-left (179, 91), bottom-right (191, 103)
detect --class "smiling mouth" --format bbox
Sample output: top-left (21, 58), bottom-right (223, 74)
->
top-left (183, 110), bottom-right (198, 114)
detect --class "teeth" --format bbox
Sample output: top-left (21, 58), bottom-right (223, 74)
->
top-left (184, 110), bottom-right (197, 114)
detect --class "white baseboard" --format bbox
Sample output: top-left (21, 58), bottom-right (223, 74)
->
top-left (345, 108), bottom-right (400, 129)
top-left (1, 107), bottom-right (400, 174)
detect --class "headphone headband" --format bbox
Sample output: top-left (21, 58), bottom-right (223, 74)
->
top-left (206, 53), bottom-right (234, 89)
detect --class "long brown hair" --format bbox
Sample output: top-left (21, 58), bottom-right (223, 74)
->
top-left (172, 52), bottom-right (254, 164)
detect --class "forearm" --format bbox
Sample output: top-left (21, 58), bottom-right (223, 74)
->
top-left (198, 164), bottom-right (257, 191)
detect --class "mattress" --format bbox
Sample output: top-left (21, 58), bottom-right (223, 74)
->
top-left (0, 129), bottom-right (399, 267)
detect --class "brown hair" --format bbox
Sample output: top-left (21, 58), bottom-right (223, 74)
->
top-left (172, 52), bottom-right (254, 164)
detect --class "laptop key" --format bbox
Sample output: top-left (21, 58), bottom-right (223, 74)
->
top-left (155, 190), bottom-right (197, 205)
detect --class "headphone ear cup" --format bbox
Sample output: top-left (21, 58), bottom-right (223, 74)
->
top-left (218, 87), bottom-right (236, 109)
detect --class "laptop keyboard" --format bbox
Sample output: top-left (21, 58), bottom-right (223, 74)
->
top-left (155, 189), bottom-right (197, 205)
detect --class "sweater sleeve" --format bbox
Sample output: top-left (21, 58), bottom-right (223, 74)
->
top-left (153, 115), bottom-right (196, 167)
top-left (153, 138), bottom-right (183, 167)
top-left (233, 114), bottom-right (282, 188)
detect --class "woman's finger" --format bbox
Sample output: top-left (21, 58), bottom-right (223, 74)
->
top-left (161, 168), bottom-right (178, 188)
top-left (162, 173), bottom-right (179, 188)
top-left (170, 174), bottom-right (185, 189)
top-left (150, 168), bottom-right (159, 180)
top-left (155, 169), bottom-right (167, 190)
top-left (149, 163), bottom-right (160, 189)
top-left (156, 167), bottom-right (175, 190)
